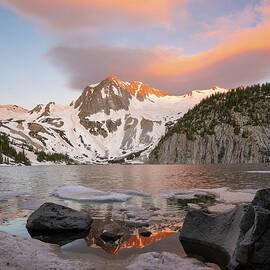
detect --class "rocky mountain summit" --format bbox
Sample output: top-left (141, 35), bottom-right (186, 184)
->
top-left (0, 76), bottom-right (227, 165)
top-left (150, 83), bottom-right (270, 164)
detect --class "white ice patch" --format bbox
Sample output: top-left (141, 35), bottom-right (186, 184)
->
top-left (123, 190), bottom-right (151, 197)
top-left (126, 252), bottom-right (213, 270)
top-left (53, 185), bottom-right (131, 202)
top-left (0, 192), bottom-right (28, 201)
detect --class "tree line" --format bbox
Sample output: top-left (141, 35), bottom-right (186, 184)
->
top-left (0, 133), bottom-right (31, 165)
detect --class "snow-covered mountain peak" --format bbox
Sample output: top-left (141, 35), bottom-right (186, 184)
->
top-left (183, 86), bottom-right (227, 98)
top-left (0, 77), bottom-right (230, 164)
top-left (85, 76), bottom-right (172, 100)
top-left (0, 105), bottom-right (29, 120)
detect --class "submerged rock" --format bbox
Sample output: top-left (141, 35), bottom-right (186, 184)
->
top-left (125, 252), bottom-right (213, 270)
top-left (26, 202), bottom-right (92, 234)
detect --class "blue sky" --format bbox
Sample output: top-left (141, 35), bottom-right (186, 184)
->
top-left (0, 7), bottom-right (78, 108)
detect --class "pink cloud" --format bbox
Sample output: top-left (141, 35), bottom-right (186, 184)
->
top-left (47, 8), bottom-right (270, 94)
top-left (0, 0), bottom-right (184, 30)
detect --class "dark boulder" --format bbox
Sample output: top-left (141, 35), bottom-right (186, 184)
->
top-left (26, 202), bottom-right (92, 234)
top-left (180, 206), bottom-right (244, 269)
top-left (180, 188), bottom-right (270, 270)
top-left (235, 188), bottom-right (270, 269)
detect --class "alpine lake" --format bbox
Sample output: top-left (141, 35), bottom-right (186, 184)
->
top-left (0, 163), bottom-right (269, 269)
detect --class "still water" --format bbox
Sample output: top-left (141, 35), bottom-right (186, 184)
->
top-left (0, 163), bottom-right (269, 262)
top-left (0, 163), bottom-right (270, 221)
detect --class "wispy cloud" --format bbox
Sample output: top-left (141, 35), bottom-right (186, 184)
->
top-left (0, 0), bottom-right (185, 31)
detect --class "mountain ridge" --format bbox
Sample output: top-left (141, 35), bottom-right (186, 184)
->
top-left (0, 76), bottom-right (228, 165)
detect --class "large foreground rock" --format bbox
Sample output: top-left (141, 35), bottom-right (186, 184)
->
top-left (0, 231), bottom-right (97, 270)
top-left (26, 202), bottom-right (92, 234)
top-left (180, 205), bottom-right (244, 269)
top-left (180, 188), bottom-right (270, 270)
top-left (235, 188), bottom-right (270, 267)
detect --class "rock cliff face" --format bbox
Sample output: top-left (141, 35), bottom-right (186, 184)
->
top-left (150, 84), bottom-right (270, 164)
top-left (149, 124), bottom-right (270, 164)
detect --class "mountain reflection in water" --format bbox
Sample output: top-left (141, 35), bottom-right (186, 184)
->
top-left (28, 218), bottom-right (177, 255)
top-left (85, 219), bottom-right (176, 255)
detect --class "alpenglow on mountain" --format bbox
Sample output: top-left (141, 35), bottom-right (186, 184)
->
top-left (0, 75), bottom-right (228, 165)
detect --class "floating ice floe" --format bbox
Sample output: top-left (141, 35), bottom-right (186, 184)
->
top-left (122, 190), bottom-right (151, 197)
top-left (52, 185), bottom-right (131, 202)
top-left (0, 192), bottom-right (28, 201)
top-left (125, 252), bottom-right (213, 270)
top-left (158, 189), bottom-right (213, 201)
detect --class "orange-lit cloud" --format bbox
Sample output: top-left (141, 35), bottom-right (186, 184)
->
top-left (149, 20), bottom-right (270, 77)
top-left (46, 0), bottom-right (270, 94)
top-left (0, 0), bottom-right (184, 30)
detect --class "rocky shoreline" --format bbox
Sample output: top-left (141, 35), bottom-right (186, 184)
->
top-left (1, 188), bottom-right (270, 270)
top-left (0, 231), bottom-right (213, 270)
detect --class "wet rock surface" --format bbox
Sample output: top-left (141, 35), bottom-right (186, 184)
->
top-left (26, 202), bottom-right (92, 234)
top-left (0, 231), bottom-right (97, 270)
top-left (180, 205), bottom-right (244, 269)
top-left (235, 188), bottom-right (270, 269)
top-left (180, 188), bottom-right (270, 270)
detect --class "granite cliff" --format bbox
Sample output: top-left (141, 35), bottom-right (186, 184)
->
top-left (150, 84), bottom-right (270, 164)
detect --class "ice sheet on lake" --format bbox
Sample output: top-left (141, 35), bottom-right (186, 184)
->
top-left (122, 190), bottom-right (151, 197)
top-left (0, 192), bottom-right (28, 201)
top-left (53, 185), bottom-right (132, 202)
